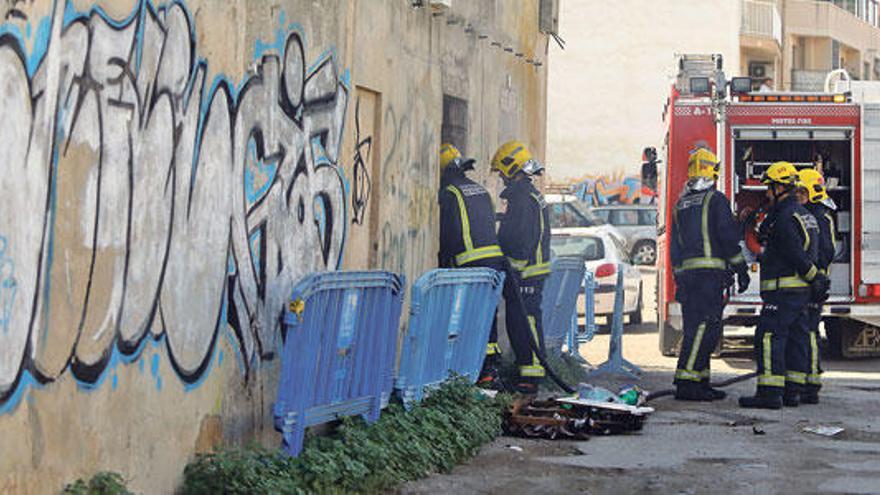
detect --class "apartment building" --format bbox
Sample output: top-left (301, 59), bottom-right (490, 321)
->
top-left (547, 0), bottom-right (880, 182)
top-left (744, 0), bottom-right (880, 91)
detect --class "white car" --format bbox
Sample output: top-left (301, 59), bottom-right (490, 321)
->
top-left (550, 229), bottom-right (643, 325)
top-left (545, 193), bottom-right (629, 250)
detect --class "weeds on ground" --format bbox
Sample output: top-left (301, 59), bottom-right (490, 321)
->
top-left (181, 379), bottom-right (508, 494)
top-left (62, 472), bottom-right (132, 495)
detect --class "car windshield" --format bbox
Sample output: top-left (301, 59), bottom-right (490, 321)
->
top-left (550, 236), bottom-right (604, 261)
top-left (548, 200), bottom-right (607, 228)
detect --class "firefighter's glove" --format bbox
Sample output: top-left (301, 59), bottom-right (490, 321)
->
top-left (734, 264), bottom-right (750, 294)
top-left (810, 273), bottom-right (830, 304)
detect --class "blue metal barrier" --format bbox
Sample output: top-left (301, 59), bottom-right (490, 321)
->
top-left (396, 268), bottom-right (504, 407)
top-left (566, 270), bottom-right (597, 361)
top-left (587, 265), bottom-right (642, 380)
top-left (542, 257), bottom-right (587, 356)
top-left (274, 271), bottom-right (405, 457)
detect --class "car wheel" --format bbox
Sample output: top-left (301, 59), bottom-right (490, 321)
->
top-left (631, 240), bottom-right (656, 266)
top-left (628, 284), bottom-right (643, 325)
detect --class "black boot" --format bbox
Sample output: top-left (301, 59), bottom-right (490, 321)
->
top-left (701, 380), bottom-right (727, 400)
top-left (783, 384), bottom-right (801, 407)
top-left (739, 390), bottom-right (783, 410)
top-left (675, 382), bottom-right (715, 401)
top-left (801, 385), bottom-right (820, 405)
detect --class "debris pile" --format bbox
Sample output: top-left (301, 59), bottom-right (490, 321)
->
top-left (503, 384), bottom-right (654, 440)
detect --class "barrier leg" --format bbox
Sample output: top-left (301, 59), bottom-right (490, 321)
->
top-left (588, 266), bottom-right (642, 380)
top-left (282, 423), bottom-right (306, 458)
top-left (581, 272), bottom-right (596, 344)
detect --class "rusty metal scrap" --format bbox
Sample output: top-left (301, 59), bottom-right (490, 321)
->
top-left (503, 396), bottom-right (650, 440)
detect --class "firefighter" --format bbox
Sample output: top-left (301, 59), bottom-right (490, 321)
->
top-left (491, 140), bottom-right (551, 394)
top-left (670, 147), bottom-right (750, 401)
top-left (739, 162), bottom-right (830, 409)
top-left (437, 143), bottom-right (537, 393)
top-left (797, 168), bottom-right (837, 404)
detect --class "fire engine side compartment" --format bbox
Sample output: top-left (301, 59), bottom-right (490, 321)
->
top-left (657, 95), bottom-right (716, 356)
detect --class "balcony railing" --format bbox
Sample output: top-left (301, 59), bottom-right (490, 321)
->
top-left (791, 69), bottom-right (828, 91)
top-left (741, 0), bottom-right (783, 46)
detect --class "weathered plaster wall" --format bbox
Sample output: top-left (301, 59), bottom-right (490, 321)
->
top-left (0, 1), bottom-right (547, 493)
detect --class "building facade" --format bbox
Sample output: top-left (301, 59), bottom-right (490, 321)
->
top-left (547, 0), bottom-right (880, 183)
top-left (0, 1), bottom-right (551, 492)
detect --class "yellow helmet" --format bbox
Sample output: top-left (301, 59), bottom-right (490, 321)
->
top-left (761, 161), bottom-right (799, 187)
top-left (687, 147), bottom-right (720, 180)
top-left (440, 143), bottom-right (474, 171)
top-left (797, 168), bottom-right (829, 203)
top-left (492, 140), bottom-right (537, 178)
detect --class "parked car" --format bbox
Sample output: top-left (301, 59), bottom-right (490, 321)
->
top-left (589, 205), bottom-right (657, 266)
top-left (550, 229), bottom-right (643, 325)
top-left (545, 194), bottom-right (628, 249)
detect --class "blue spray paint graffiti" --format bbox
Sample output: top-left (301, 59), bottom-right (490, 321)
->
top-left (0, 0), bottom-right (350, 412)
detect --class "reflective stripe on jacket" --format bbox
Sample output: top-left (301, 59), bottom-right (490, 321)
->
top-left (670, 185), bottom-right (745, 275)
top-left (760, 195), bottom-right (820, 294)
top-left (438, 169), bottom-right (503, 268)
top-left (498, 179), bottom-right (551, 280)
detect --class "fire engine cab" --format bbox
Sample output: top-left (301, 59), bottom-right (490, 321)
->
top-left (658, 54), bottom-right (880, 359)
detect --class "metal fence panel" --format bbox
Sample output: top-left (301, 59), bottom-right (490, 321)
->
top-left (542, 256), bottom-right (587, 355)
top-left (273, 271), bottom-right (405, 457)
top-left (396, 268), bottom-right (504, 407)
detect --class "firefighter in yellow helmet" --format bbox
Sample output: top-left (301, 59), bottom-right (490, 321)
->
top-left (489, 140), bottom-right (550, 394)
top-left (739, 162), bottom-right (828, 409)
top-left (437, 143), bottom-right (536, 392)
top-left (796, 168), bottom-right (837, 404)
top-left (670, 146), bottom-right (749, 401)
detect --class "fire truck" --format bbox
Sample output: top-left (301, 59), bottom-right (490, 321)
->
top-left (658, 54), bottom-right (880, 359)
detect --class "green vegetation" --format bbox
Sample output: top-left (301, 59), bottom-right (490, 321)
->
top-left (62, 472), bottom-right (132, 495)
top-left (181, 380), bottom-right (509, 494)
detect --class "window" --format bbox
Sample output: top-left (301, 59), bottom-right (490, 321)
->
top-left (639, 210), bottom-right (658, 226)
top-left (550, 235), bottom-right (604, 261)
top-left (548, 202), bottom-right (606, 228)
top-left (610, 209), bottom-right (639, 226)
top-left (441, 95), bottom-right (468, 154)
top-left (592, 209), bottom-right (610, 222)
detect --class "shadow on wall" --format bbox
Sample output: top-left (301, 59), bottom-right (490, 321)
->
top-left (0, 0), bottom-right (352, 414)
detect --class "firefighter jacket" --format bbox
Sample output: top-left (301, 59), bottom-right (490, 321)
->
top-left (759, 195), bottom-right (820, 294)
top-left (438, 168), bottom-right (503, 268)
top-left (805, 202), bottom-right (836, 272)
top-left (670, 184), bottom-right (745, 274)
top-left (498, 178), bottom-right (551, 281)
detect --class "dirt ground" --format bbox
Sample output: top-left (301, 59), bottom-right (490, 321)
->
top-left (402, 269), bottom-right (880, 495)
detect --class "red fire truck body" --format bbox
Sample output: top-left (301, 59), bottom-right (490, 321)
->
top-left (658, 84), bottom-right (880, 358)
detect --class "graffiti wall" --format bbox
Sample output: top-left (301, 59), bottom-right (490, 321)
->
top-left (0, 0), bottom-right (350, 413)
top-left (570, 173), bottom-right (657, 206)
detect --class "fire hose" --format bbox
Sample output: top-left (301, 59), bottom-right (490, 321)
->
top-left (644, 371), bottom-right (758, 402)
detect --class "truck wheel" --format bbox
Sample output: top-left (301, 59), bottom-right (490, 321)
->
top-left (824, 319), bottom-right (843, 359)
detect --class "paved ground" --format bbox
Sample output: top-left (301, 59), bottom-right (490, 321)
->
top-left (402, 270), bottom-right (880, 495)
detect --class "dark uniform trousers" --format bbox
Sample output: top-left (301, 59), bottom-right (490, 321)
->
top-left (755, 291), bottom-right (812, 397)
top-left (805, 302), bottom-right (823, 393)
top-left (464, 257), bottom-right (537, 373)
top-left (674, 271), bottom-right (726, 386)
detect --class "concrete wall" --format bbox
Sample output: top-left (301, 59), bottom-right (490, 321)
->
top-left (0, 1), bottom-right (548, 493)
top-left (546, 0), bottom-right (740, 182)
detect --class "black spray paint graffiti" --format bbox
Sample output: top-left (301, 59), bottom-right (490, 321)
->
top-left (0, 0), bottom-right (349, 408)
top-left (351, 96), bottom-right (372, 225)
